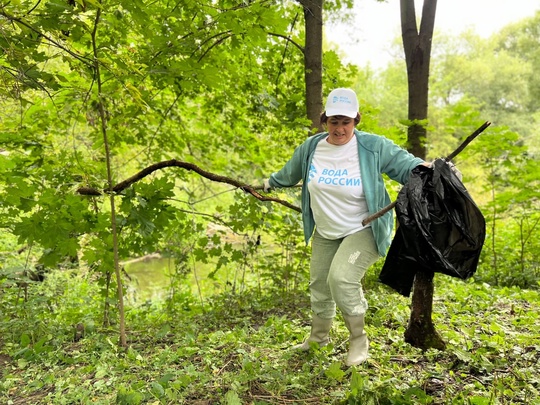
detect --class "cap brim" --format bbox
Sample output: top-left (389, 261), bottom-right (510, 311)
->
top-left (326, 109), bottom-right (357, 118)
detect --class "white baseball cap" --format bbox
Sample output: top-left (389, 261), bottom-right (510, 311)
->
top-left (324, 88), bottom-right (359, 118)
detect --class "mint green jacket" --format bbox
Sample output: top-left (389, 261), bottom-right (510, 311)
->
top-left (268, 130), bottom-right (424, 257)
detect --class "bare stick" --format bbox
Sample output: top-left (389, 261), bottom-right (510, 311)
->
top-left (362, 121), bottom-right (491, 226)
top-left (444, 121), bottom-right (491, 162)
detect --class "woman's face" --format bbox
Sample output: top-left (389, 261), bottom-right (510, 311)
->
top-left (326, 115), bottom-right (356, 145)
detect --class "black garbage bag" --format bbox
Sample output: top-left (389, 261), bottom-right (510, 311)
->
top-left (379, 159), bottom-right (486, 297)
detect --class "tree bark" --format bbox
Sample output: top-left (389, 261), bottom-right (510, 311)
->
top-left (404, 271), bottom-right (445, 350)
top-left (299, 0), bottom-right (324, 134)
top-left (400, 0), bottom-right (445, 351)
top-left (401, 0), bottom-right (436, 158)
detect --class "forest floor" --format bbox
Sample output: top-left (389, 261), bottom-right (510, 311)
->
top-left (1, 273), bottom-right (539, 404)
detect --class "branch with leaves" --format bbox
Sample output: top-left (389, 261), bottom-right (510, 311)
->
top-left (0, 10), bottom-right (94, 67)
top-left (78, 122), bottom-right (491, 220)
top-left (77, 160), bottom-right (302, 213)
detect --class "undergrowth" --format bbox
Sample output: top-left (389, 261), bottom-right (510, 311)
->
top-left (1, 270), bottom-right (539, 404)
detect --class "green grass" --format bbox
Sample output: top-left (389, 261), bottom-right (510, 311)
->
top-left (1, 271), bottom-right (539, 404)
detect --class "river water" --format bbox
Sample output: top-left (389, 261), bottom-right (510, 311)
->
top-left (124, 257), bottom-right (174, 302)
top-left (123, 255), bottom-right (232, 304)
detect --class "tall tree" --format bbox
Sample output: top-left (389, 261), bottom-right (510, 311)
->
top-left (400, 0), bottom-right (445, 350)
top-left (296, 0), bottom-right (356, 134)
top-left (298, 0), bottom-right (324, 133)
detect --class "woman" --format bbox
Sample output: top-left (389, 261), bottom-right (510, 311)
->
top-left (263, 88), bottom-right (426, 366)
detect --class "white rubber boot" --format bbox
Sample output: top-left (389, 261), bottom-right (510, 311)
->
top-left (292, 314), bottom-right (333, 350)
top-left (343, 314), bottom-right (369, 366)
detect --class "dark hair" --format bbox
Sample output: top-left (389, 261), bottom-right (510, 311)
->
top-left (320, 112), bottom-right (361, 126)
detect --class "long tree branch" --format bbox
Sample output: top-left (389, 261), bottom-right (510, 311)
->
top-left (77, 160), bottom-right (302, 213)
top-left (268, 32), bottom-right (305, 54)
top-left (275, 13), bottom-right (300, 86)
top-left (197, 33), bottom-right (234, 62)
top-left (79, 122), bottom-right (490, 217)
top-left (23, 0), bottom-right (42, 17)
top-left (362, 121), bottom-right (491, 226)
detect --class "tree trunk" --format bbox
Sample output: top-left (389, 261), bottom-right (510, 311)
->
top-left (401, 0), bottom-right (436, 158)
top-left (400, 0), bottom-right (445, 351)
top-left (300, 0), bottom-right (324, 134)
top-left (404, 271), bottom-right (446, 350)
top-left (91, 7), bottom-right (127, 348)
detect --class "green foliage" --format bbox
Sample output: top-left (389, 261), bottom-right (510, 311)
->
top-left (1, 271), bottom-right (539, 404)
top-left (1, 4), bottom-right (540, 404)
top-left (2, 0), bottom-right (534, 305)
top-left (457, 125), bottom-right (540, 288)
top-left (430, 27), bottom-right (540, 155)
top-left (0, 0), bottom-right (315, 320)
top-left (352, 18), bottom-right (540, 290)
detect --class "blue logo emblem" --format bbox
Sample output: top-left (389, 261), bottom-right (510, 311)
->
top-left (308, 164), bottom-right (317, 183)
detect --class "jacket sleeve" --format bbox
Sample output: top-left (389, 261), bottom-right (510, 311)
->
top-left (379, 137), bottom-right (424, 185)
top-left (268, 141), bottom-right (309, 188)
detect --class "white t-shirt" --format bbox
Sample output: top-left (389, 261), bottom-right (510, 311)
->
top-left (307, 136), bottom-right (370, 239)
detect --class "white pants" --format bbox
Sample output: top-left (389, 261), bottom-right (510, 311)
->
top-left (309, 228), bottom-right (380, 319)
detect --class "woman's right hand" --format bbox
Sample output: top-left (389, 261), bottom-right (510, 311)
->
top-left (263, 179), bottom-right (272, 193)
